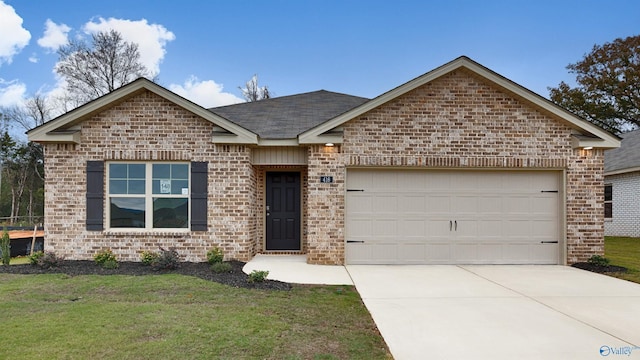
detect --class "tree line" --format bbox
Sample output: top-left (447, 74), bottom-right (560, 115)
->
top-left (0, 30), bottom-right (637, 225)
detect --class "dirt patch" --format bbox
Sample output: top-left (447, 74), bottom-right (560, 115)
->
top-left (0, 260), bottom-right (291, 291)
top-left (571, 262), bottom-right (628, 274)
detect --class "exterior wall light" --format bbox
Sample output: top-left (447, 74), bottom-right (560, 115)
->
top-left (583, 146), bottom-right (593, 150)
top-left (325, 143), bottom-right (334, 147)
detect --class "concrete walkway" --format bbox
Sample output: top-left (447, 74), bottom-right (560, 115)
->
top-left (243, 254), bottom-right (353, 285)
top-left (244, 256), bottom-right (640, 360)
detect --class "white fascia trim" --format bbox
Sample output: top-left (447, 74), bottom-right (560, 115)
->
top-left (257, 138), bottom-right (301, 146)
top-left (29, 130), bottom-right (81, 144)
top-left (571, 136), bottom-right (619, 149)
top-left (604, 167), bottom-right (640, 176)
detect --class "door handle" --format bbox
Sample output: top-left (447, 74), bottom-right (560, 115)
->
top-left (449, 220), bottom-right (452, 231)
top-left (455, 220), bottom-right (457, 231)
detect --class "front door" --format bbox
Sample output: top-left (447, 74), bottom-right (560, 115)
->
top-left (266, 172), bottom-right (301, 250)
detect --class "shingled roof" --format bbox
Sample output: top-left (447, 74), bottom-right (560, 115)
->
top-left (209, 90), bottom-right (369, 139)
top-left (605, 128), bottom-right (640, 174)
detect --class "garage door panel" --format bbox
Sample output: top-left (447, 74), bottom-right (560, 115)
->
top-left (373, 195), bottom-right (397, 213)
top-left (401, 219), bottom-right (427, 238)
top-left (373, 220), bottom-right (397, 237)
top-left (479, 196), bottom-right (502, 213)
top-left (397, 244), bottom-right (426, 263)
top-left (371, 244), bottom-right (397, 263)
top-left (399, 195), bottom-right (427, 213)
top-left (453, 196), bottom-right (479, 214)
top-left (427, 196), bottom-right (452, 214)
top-left (478, 220), bottom-right (502, 237)
top-left (348, 194), bottom-right (372, 213)
top-left (426, 243), bottom-right (451, 262)
top-left (533, 197), bottom-right (558, 214)
top-left (346, 169), bottom-right (561, 264)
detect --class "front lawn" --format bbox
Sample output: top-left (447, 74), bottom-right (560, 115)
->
top-left (605, 236), bottom-right (640, 284)
top-left (0, 274), bottom-right (391, 359)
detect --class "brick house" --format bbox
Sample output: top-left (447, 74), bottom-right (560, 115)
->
top-left (27, 56), bottom-right (619, 265)
top-left (604, 129), bottom-right (640, 237)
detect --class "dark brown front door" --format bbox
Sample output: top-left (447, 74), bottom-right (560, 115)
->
top-left (266, 172), bottom-right (301, 250)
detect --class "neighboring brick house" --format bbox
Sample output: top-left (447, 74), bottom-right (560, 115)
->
top-left (27, 56), bottom-right (620, 265)
top-left (604, 129), bottom-right (640, 237)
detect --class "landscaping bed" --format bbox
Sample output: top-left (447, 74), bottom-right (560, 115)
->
top-left (0, 260), bottom-right (291, 291)
top-left (571, 262), bottom-right (628, 274)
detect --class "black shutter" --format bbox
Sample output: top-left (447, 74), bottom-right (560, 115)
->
top-left (191, 162), bottom-right (208, 231)
top-left (86, 161), bottom-right (104, 231)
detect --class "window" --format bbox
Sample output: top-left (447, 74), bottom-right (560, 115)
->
top-left (604, 184), bottom-right (612, 219)
top-left (108, 162), bottom-right (190, 229)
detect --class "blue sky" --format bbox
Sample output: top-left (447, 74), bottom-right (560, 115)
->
top-left (1, 0), bottom-right (639, 123)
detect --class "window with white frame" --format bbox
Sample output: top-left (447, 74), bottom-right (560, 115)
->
top-left (108, 162), bottom-right (190, 229)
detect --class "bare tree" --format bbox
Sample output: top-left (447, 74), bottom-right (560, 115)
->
top-left (3, 94), bottom-right (51, 132)
top-left (56, 29), bottom-right (152, 104)
top-left (239, 74), bottom-right (271, 102)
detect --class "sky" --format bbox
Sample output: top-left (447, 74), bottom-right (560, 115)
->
top-left (0, 0), bottom-right (639, 137)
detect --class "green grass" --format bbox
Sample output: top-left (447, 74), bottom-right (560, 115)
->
top-left (9, 256), bottom-right (30, 265)
top-left (0, 274), bottom-right (391, 359)
top-left (605, 236), bottom-right (640, 284)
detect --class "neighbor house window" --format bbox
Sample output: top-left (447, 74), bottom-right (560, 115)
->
top-left (604, 184), bottom-right (612, 219)
top-left (108, 162), bottom-right (190, 229)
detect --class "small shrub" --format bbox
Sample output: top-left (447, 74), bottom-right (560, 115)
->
top-left (29, 251), bottom-right (44, 265)
top-left (152, 247), bottom-right (180, 271)
top-left (206, 247), bottom-right (224, 264)
top-left (0, 228), bottom-right (10, 266)
top-left (94, 248), bottom-right (118, 268)
top-left (211, 261), bottom-right (232, 273)
top-left (588, 255), bottom-right (610, 267)
top-left (247, 270), bottom-right (269, 283)
top-left (101, 258), bottom-right (119, 269)
top-left (36, 252), bottom-right (65, 269)
top-left (140, 250), bottom-right (159, 266)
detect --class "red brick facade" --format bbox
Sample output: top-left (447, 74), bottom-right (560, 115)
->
top-left (42, 68), bottom-right (606, 265)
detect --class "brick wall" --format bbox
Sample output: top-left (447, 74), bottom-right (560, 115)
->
top-left (307, 69), bottom-right (604, 264)
top-left (307, 145), bottom-right (345, 264)
top-left (605, 171), bottom-right (640, 237)
top-left (43, 90), bottom-right (257, 262)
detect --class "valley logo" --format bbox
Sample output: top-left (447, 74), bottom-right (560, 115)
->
top-left (600, 345), bottom-right (640, 357)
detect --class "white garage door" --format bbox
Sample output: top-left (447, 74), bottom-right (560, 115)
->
top-left (346, 169), bottom-right (561, 264)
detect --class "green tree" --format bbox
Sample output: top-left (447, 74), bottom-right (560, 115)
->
top-left (549, 35), bottom-right (640, 134)
top-left (0, 132), bottom-right (43, 224)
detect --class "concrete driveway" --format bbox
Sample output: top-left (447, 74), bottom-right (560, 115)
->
top-left (345, 265), bottom-right (640, 360)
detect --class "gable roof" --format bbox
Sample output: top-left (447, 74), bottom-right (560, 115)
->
top-left (27, 78), bottom-right (258, 144)
top-left (605, 128), bottom-right (640, 175)
top-left (209, 90), bottom-right (369, 139)
top-left (299, 56), bottom-right (620, 149)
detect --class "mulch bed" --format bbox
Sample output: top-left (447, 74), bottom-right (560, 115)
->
top-left (571, 262), bottom-right (628, 274)
top-left (0, 260), bottom-right (291, 291)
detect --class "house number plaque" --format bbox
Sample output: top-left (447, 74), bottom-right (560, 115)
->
top-left (320, 176), bottom-right (334, 183)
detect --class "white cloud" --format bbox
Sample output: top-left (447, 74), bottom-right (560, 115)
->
top-left (0, 1), bottom-right (31, 65)
top-left (169, 76), bottom-right (243, 108)
top-left (37, 19), bottom-right (71, 51)
top-left (28, 54), bottom-right (38, 63)
top-left (83, 17), bottom-right (175, 75)
top-left (0, 79), bottom-right (26, 107)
